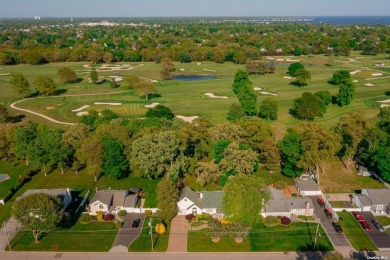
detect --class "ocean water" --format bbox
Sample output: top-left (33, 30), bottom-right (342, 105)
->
top-left (310, 16), bottom-right (390, 25)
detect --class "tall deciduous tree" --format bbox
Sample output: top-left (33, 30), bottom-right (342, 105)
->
top-left (57, 68), bottom-right (77, 83)
top-left (258, 98), bottom-right (278, 120)
top-left (13, 193), bottom-right (63, 243)
top-left (76, 135), bottom-right (103, 182)
top-left (336, 81), bottom-right (355, 106)
top-left (34, 76), bottom-right (57, 96)
top-left (102, 137), bottom-right (128, 179)
top-left (134, 81), bottom-right (158, 100)
top-left (195, 161), bottom-right (220, 186)
top-left (219, 142), bottom-right (258, 175)
top-left (123, 75), bottom-right (142, 89)
top-left (287, 62), bottom-right (304, 76)
top-left (227, 103), bottom-right (246, 122)
top-left (278, 131), bottom-right (303, 177)
top-left (160, 59), bottom-right (175, 80)
top-left (145, 105), bottom-right (174, 119)
top-left (223, 174), bottom-right (268, 226)
top-left (290, 92), bottom-right (325, 120)
top-left (89, 68), bottom-right (99, 84)
top-left (9, 73), bottom-right (31, 98)
top-left (0, 105), bottom-right (11, 123)
top-left (157, 177), bottom-right (179, 222)
top-left (294, 68), bottom-right (311, 86)
top-left (13, 123), bottom-right (38, 165)
top-left (332, 70), bottom-right (351, 84)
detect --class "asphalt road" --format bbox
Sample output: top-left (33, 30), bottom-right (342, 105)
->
top-left (309, 196), bottom-right (350, 247)
top-left (360, 212), bottom-right (390, 251)
top-left (110, 213), bottom-right (145, 252)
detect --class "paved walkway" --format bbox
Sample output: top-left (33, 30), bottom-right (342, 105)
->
top-left (109, 213), bottom-right (145, 253)
top-left (167, 215), bottom-right (188, 252)
top-left (0, 217), bottom-right (21, 252)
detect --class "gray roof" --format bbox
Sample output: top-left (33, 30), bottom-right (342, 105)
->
top-left (202, 191), bottom-right (224, 214)
top-left (180, 186), bottom-right (201, 208)
top-left (265, 197), bottom-right (314, 213)
top-left (18, 189), bottom-right (70, 204)
top-left (112, 191), bottom-right (128, 207)
top-left (355, 194), bottom-right (372, 207)
top-left (365, 189), bottom-right (390, 205)
top-left (269, 188), bottom-right (285, 200)
top-left (124, 194), bottom-right (140, 208)
top-left (91, 190), bottom-right (113, 206)
top-left (295, 179), bottom-right (319, 192)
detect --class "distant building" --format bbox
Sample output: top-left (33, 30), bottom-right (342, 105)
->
top-left (34, 16), bottom-right (41, 20)
top-left (374, 63), bottom-right (385, 67)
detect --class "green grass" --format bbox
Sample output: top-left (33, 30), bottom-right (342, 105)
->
top-left (375, 216), bottom-right (390, 226)
top-left (0, 161), bottom-right (31, 199)
top-left (187, 222), bottom-right (333, 252)
top-left (128, 217), bottom-right (170, 252)
top-left (337, 212), bottom-right (377, 251)
top-left (9, 221), bottom-right (117, 252)
top-left (329, 201), bottom-right (348, 208)
top-left (191, 221), bottom-right (207, 228)
top-left (2, 52), bottom-right (389, 128)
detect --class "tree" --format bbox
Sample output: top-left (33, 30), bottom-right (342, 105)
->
top-left (258, 98), bottom-right (278, 120)
top-left (223, 174), bottom-right (268, 226)
top-left (232, 69), bottom-right (250, 95)
top-left (219, 142), bottom-right (258, 175)
top-left (237, 84), bottom-right (257, 116)
top-left (258, 137), bottom-right (281, 171)
top-left (290, 92), bottom-right (325, 120)
top-left (102, 137), bottom-right (128, 179)
top-left (294, 68), bottom-right (311, 86)
top-left (13, 193), bottom-right (62, 243)
top-left (332, 70), bottom-right (351, 85)
top-left (21, 50), bottom-right (44, 65)
top-left (134, 82), bottom-right (158, 100)
top-left (145, 105), bottom-right (174, 119)
top-left (76, 135), bottom-right (103, 181)
top-left (9, 73), bottom-right (31, 98)
top-left (103, 52), bottom-right (113, 63)
top-left (179, 52), bottom-right (191, 63)
top-left (287, 62), bottom-right (304, 76)
top-left (13, 123), bottom-right (38, 165)
top-left (0, 105), bottom-right (11, 123)
top-left (315, 90), bottom-right (332, 106)
top-left (123, 75), bottom-right (142, 89)
top-left (90, 68), bottom-right (99, 84)
top-left (0, 127), bottom-right (14, 160)
top-left (157, 177), bottom-right (179, 222)
top-left (195, 161), bottom-right (220, 186)
top-left (34, 76), bottom-right (57, 96)
top-left (336, 82), bottom-right (355, 106)
top-left (160, 59), bottom-right (175, 80)
top-left (377, 107), bottom-right (390, 134)
top-left (227, 103), bottom-right (246, 122)
top-left (278, 131), bottom-right (303, 177)
top-left (57, 68), bottom-right (77, 83)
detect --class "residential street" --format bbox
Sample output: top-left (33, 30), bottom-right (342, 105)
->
top-left (360, 211), bottom-right (390, 251)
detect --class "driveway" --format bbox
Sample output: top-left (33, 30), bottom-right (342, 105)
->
top-left (308, 196), bottom-right (350, 247)
top-left (109, 213), bottom-right (144, 253)
top-left (360, 212), bottom-right (390, 251)
top-left (167, 215), bottom-right (188, 252)
top-left (0, 217), bottom-right (21, 252)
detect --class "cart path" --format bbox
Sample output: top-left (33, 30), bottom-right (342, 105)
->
top-left (9, 90), bottom-right (131, 126)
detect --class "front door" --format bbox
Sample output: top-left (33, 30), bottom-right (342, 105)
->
top-left (192, 207), bottom-right (197, 215)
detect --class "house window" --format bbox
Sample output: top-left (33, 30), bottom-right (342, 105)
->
top-left (192, 207), bottom-right (197, 215)
top-left (99, 204), bottom-right (103, 209)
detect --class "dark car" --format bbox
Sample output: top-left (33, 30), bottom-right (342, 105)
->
top-left (317, 198), bottom-right (326, 208)
top-left (372, 219), bottom-right (386, 232)
top-left (324, 208), bottom-right (333, 218)
top-left (352, 212), bottom-right (365, 222)
top-left (132, 218), bottom-right (141, 228)
top-left (332, 222), bottom-right (343, 233)
top-left (361, 221), bottom-right (372, 232)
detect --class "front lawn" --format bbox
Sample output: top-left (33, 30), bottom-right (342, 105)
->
top-left (375, 216), bottom-right (390, 226)
top-left (9, 221), bottom-right (118, 252)
top-left (337, 212), bottom-right (377, 251)
top-left (329, 201), bottom-right (348, 208)
top-left (187, 222), bottom-right (333, 252)
top-left (128, 217), bottom-right (170, 252)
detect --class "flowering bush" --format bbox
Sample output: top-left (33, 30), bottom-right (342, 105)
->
top-left (281, 216), bottom-right (291, 226)
top-left (104, 213), bottom-right (115, 221)
top-left (185, 213), bottom-right (195, 221)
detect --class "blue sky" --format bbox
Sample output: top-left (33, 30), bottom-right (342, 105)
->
top-left (1, 0), bottom-right (389, 17)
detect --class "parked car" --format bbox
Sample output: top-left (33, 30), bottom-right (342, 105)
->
top-left (361, 221), bottom-right (372, 232)
top-left (324, 208), bottom-right (333, 218)
top-left (332, 222), bottom-right (343, 233)
top-left (352, 212), bottom-right (365, 222)
top-left (372, 219), bottom-right (386, 232)
top-left (317, 198), bottom-right (325, 208)
top-left (132, 218), bottom-right (141, 228)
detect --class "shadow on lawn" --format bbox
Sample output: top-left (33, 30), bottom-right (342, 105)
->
top-left (350, 250), bottom-right (377, 260)
top-left (59, 191), bottom-right (83, 229)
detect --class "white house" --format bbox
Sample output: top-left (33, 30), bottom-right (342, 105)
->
top-left (261, 188), bottom-right (314, 218)
top-left (89, 189), bottom-right (140, 215)
top-left (17, 189), bottom-right (72, 212)
top-left (177, 187), bottom-right (224, 218)
top-left (352, 189), bottom-right (390, 215)
top-left (295, 179), bottom-right (321, 196)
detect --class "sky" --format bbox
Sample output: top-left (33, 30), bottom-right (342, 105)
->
top-left (1, 0), bottom-right (389, 18)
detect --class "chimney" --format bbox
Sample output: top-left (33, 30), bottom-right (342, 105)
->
top-left (200, 192), bottom-right (203, 199)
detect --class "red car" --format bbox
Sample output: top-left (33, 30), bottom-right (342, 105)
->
top-left (352, 212), bottom-right (365, 222)
top-left (361, 221), bottom-right (372, 232)
top-left (317, 198), bottom-right (326, 208)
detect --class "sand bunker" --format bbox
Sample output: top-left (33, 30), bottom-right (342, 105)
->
top-left (72, 105), bottom-right (90, 112)
top-left (364, 83), bottom-right (375, 87)
top-left (381, 104), bottom-right (390, 108)
top-left (260, 92), bottom-right (278, 96)
top-left (266, 57), bottom-right (275, 60)
top-left (352, 80), bottom-right (359, 83)
top-left (94, 102), bottom-right (122, 106)
top-left (348, 59), bottom-right (357, 62)
top-left (204, 93), bottom-right (228, 99)
top-left (372, 73), bottom-right (383, 76)
top-left (0, 73), bottom-right (11, 76)
top-left (196, 63), bottom-right (202, 65)
top-left (378, 99), bottom-right (390, 103)
top-left (179, 69), bottom-right (185, 71)
top-left (350, 70), bottom-right (361, 75)
top-left (76, 112), bottom-right (89, 116)
top-left (254, 87), bottom-right (262, 91)
top-left (144, 103), bottom-right (160, 108)
top-left (285, 59), bottom-right (300, 62)
top-left (83, 64), bottom-right (91, 68)
top-left (176, 115), bottom-right (199, 123)
top-left (109, 76), bottom-right (123, 81)
top-left (203, 69), bottom-right (217, 72)
top-left (283, 76), bottom-right (294, 79)
top-left (46, 106), bottom-right (55, 110)
top-left (276, 59), bottom-right (284, 61)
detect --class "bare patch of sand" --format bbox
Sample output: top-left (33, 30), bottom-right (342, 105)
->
top-left (260, 92), bottom-right (278, 96)
top-left (276, 59), bottom-right (284, 61)
top-left (76, 111), bottom-right (89, 116)
top-left (144, 102), bottom-right (160, 108)
top-left (254, 87), bottom-right (262, 91)
top-left (372, 73), bottom-right (383, 76)
top-left (46, 106), bottom-right (55, 110)
top-left (109, 76), bottom-right (123, 81)
top-left (283, 76), bottom-right (294, 79)
top-left (285, 59), bottom-right (300, 62)
top-left (83, 64), bottom-right (91, 68)
top-left (266, 57), bottom-right (275, 60)
top-left (204, 93), bottom-right (228, 99)
top-left (381, 104), bottom-right (390, 108)
top-left (179, 69), bottom-right (185, 71)
top-left (364, 83), bottom-right (375, 87)
top-left (196, 63), bottom-right (202, 65)
top-left (72, 105), bottom-right (90, 112)
top-left (176, 115), bottom-right (199, 123)
top-left (0, 73), bottom-right (11, 76)
top-left (203, 69), bottom-right (216, 72)
top-left (350, 70), bottom-right (361, 75)
top-left (348, 59), bottom-right (357, 62)
top-left (378, 99), bottom-right (390, 103)
top-left (94, 102), bottom-right (122, 106)
top-left (352, 80), bottom-right (359, 83)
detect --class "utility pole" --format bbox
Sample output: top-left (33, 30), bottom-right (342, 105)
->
top-left (3, 221), bottom-right (11, 251)
top-left (149, 218), bottom-right (154, 251)
top-left (313, 218), bottom-right (320, 250)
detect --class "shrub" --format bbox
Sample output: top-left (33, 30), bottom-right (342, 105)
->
top-left (115, 221), bottom-right (123, 229)
top-left (264, 216), bottom-right (280, 226)
top-left (79, 214), bottom-right (93, 224)
top-left (185, 213), bottom-right (195, 221)
top-left (155, 223), bottom-right (166, 235)
top-left (96, 211), bottom-right (104, 222)
top-left (144, 210), bottom-right (152, 216)
top-left (118, 210), bottom-right (126, 218)
top-left (281, 216), bottom-right (291, 226)
top-left (104, 213), bottom-right (114, 221)
top-left (220, 219), bottom-right (230, 225)
top-left (196, 214), bottom-right (203, 220)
